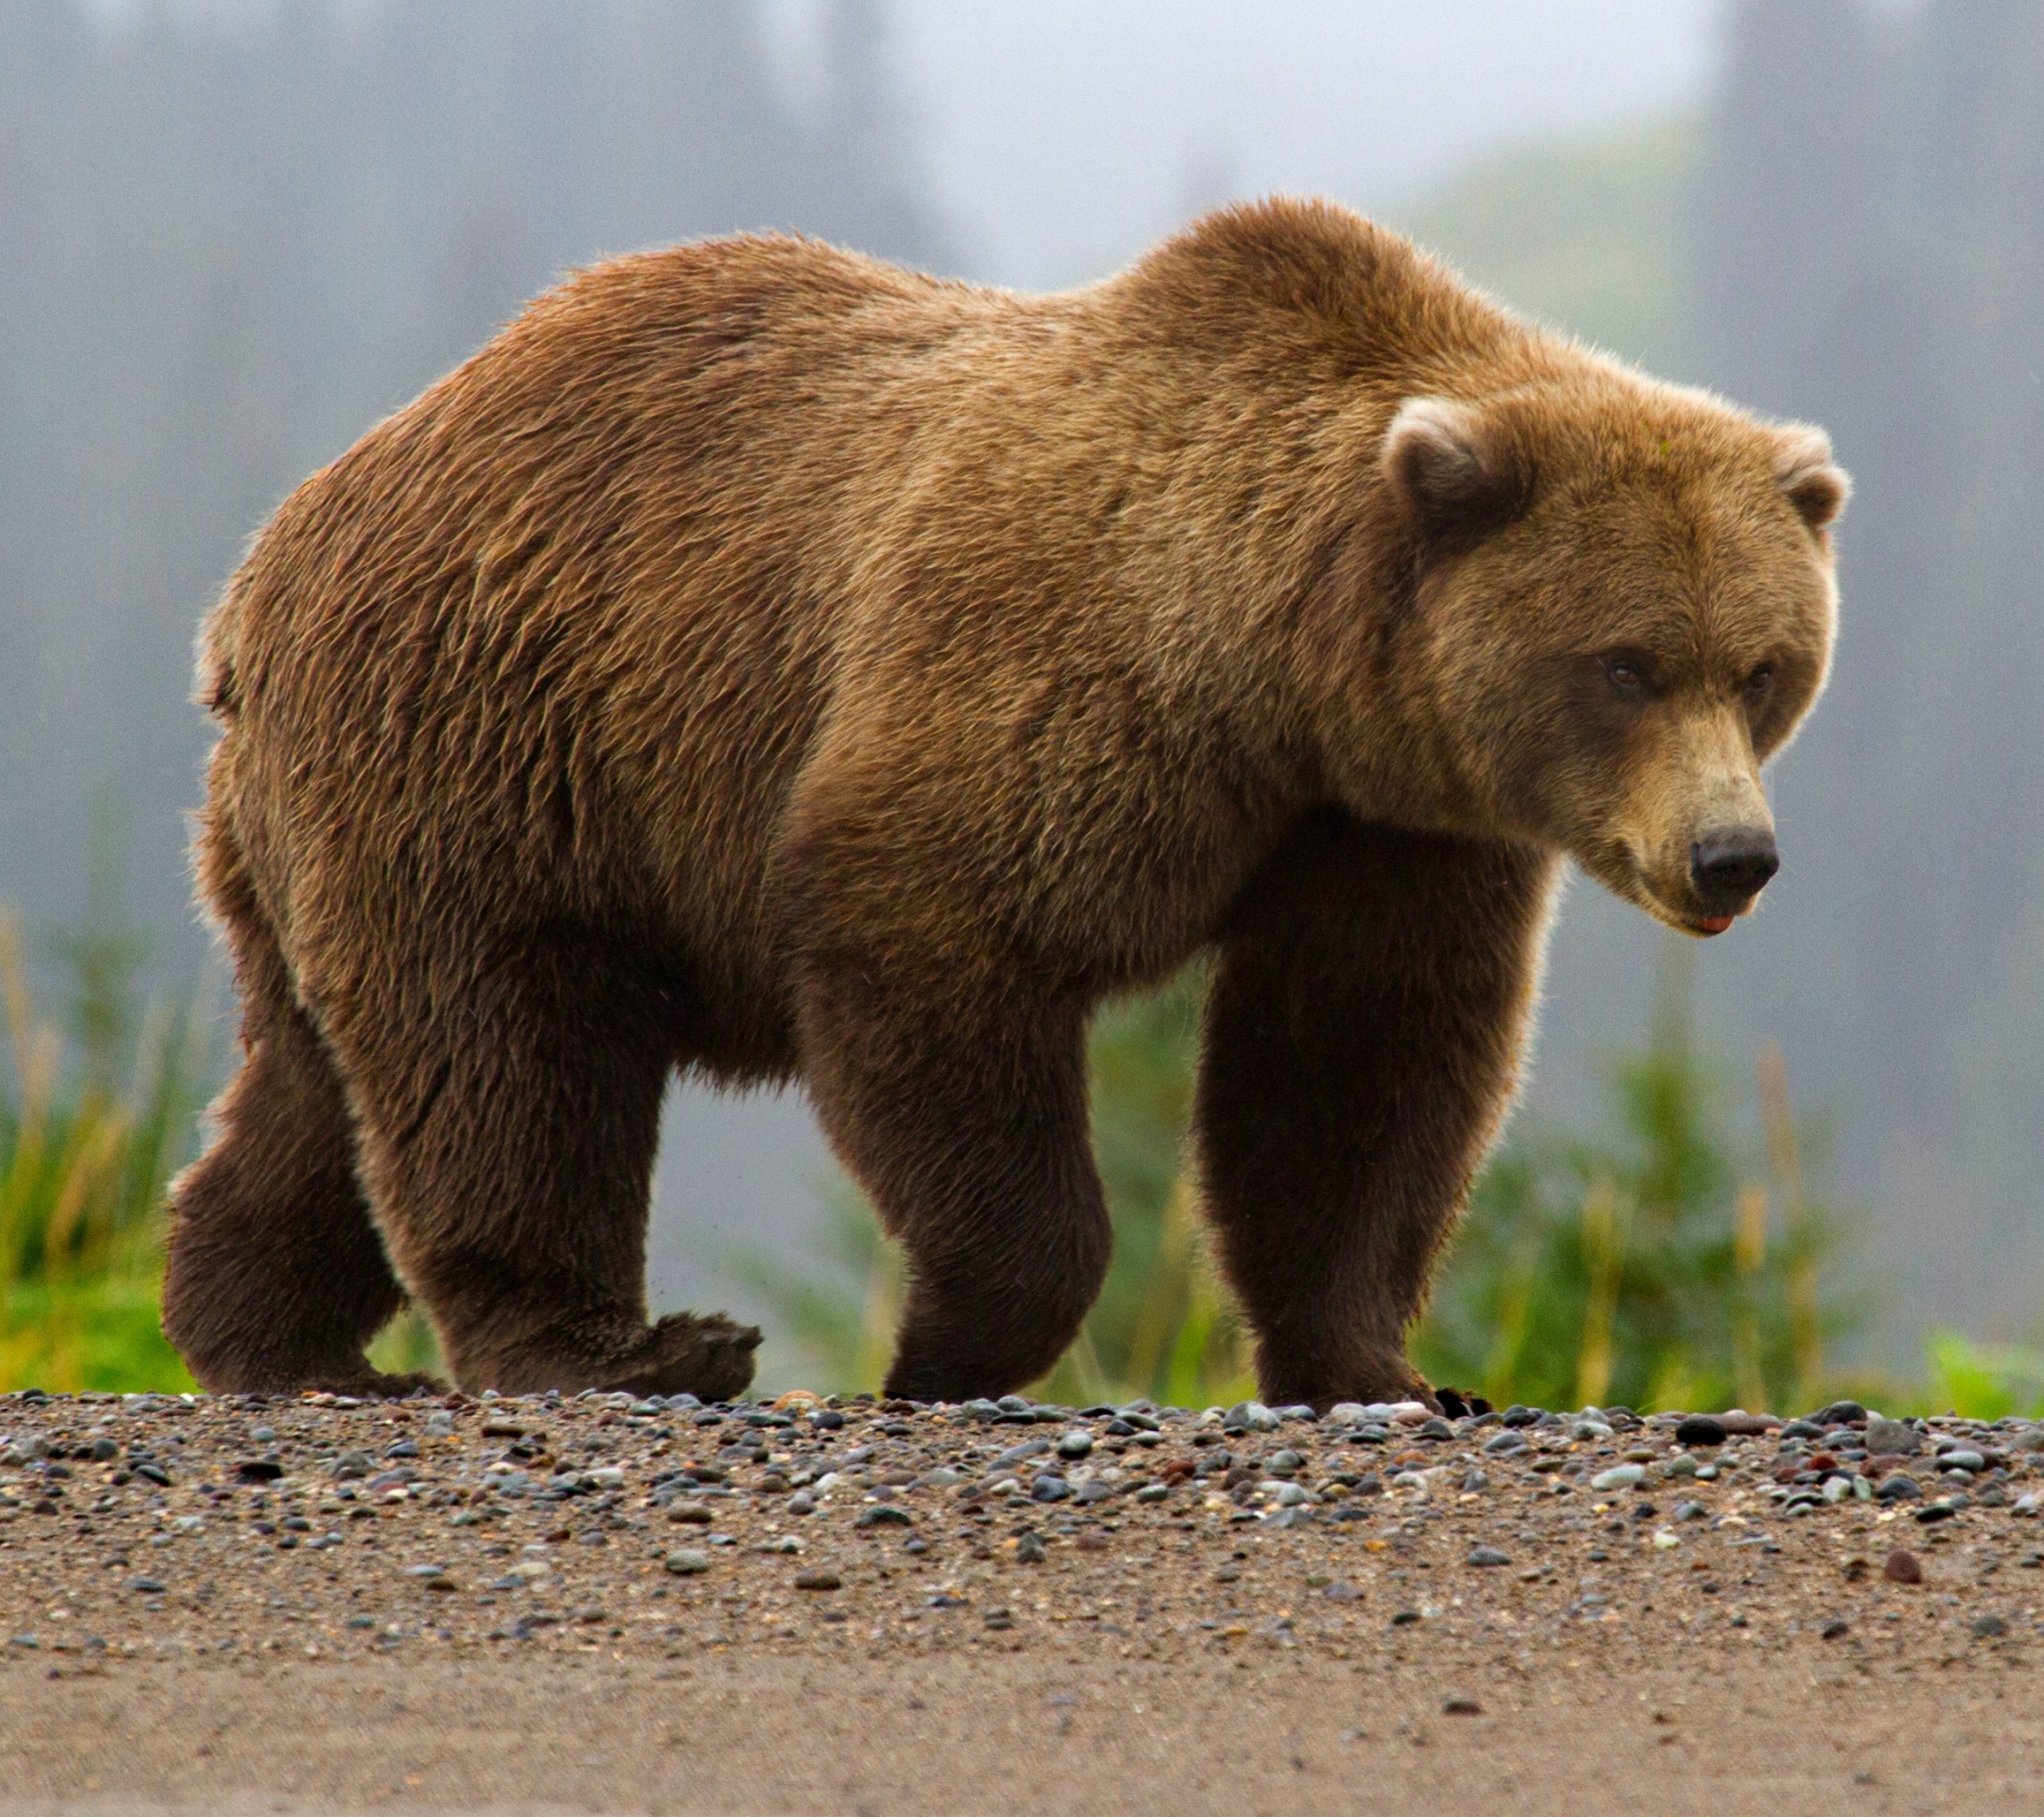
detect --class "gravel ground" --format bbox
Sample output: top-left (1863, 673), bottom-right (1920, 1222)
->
top-left (5, 1386), bottom-right (2044, 1812)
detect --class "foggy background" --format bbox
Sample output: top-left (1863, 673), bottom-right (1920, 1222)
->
top-left (2, 0), bottom-right (2036, 1375)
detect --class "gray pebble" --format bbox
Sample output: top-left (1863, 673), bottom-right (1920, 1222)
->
top-left (1864, 1419), bottom-right (1924, 1456)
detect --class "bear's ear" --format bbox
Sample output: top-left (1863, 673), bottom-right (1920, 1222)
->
top-left (1382, 397), bottom-right (1533, 553)
top-left (1771, 424), bottom-right (1850, 531)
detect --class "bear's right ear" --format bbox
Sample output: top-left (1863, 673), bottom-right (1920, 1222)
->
top-left (1771, 423), bottom-right (1851, 532)
top-left (1382, 397), bottom-right (1534, 554)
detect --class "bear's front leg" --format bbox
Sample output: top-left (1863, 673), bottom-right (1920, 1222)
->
top-left (1194, 812), bottom-right (1559, 1411)
top-left (797, 961), bottom-right (1112, 1403)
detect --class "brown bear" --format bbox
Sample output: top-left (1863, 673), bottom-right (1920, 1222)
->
top-left (161, 199), bottom-right (1845, 1411)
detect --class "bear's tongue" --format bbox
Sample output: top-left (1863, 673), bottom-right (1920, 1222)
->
top-left (1698, 914), bottom-right (1736, 935)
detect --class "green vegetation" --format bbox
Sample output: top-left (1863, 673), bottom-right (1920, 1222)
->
top-left (1412, 944), bottom-right (1870, 1415)
top-left (0, 874), bottom-right (207, 1394)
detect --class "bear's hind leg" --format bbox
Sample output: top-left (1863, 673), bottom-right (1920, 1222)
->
top-left (337, 938), bottom-right (758, 1399)
top-left (164, 959), bottom-right (427, 1398)
top-left (800, 977), bottom-right (1111, 1402)
top-left (1193, 814), bottom-right (1557, 1412)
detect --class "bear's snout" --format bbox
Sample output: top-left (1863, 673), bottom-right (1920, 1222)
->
top-left (1689, 826), bottom-right (1780, 917)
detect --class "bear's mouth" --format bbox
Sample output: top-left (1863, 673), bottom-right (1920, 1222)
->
top-left (1589, 840), bottom-right (1753, 939)
top-left (1622, 871), bottom-right (1744, 940)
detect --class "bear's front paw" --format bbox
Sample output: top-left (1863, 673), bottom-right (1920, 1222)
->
top-left (306, 1366), bottom-right (447, 1400)
top-left (626, 1312), bottom-right (761, 1403)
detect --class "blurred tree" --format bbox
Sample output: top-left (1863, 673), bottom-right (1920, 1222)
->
top-left (1689, 0), bottom-right (2044, 1336)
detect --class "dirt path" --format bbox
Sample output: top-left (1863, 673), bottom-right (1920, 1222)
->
top-left (4, 1387), bottom-right (2042, 1812)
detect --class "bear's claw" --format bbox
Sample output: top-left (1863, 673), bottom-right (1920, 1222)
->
top-left (616, 1311), bottom-right (761, 1402)
top-left (303, 1367), bottom-right (447, 1400)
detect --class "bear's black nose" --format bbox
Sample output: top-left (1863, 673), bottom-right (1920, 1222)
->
top-left (1690, 829), bottom-right (1779, 910)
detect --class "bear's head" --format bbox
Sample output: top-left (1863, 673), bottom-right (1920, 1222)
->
top-left (1380, 380), bottom-right (1847, 936)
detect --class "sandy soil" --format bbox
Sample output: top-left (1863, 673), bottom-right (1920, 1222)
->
top-left (4, 1387), bottom-right (2043, 1813)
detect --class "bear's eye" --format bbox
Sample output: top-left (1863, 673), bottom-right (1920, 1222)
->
top-left (1602, 655), bottom-right (1655, 701)
top-left (1743, 663), bottom-right (1775, 703)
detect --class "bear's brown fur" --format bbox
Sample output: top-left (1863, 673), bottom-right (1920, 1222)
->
top-left (162, 199), bottom-right (1845, 1409)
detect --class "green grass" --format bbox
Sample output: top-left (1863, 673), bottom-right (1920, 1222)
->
top-left (0, 903), bottom-right (206, 1394)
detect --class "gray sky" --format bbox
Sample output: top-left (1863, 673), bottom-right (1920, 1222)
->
top-left (771, 0), bottom-right (1715, 287)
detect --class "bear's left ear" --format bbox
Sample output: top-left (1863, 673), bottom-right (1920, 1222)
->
top-left (1771, 424), bottom-right (1851, 531)
top-left (1382, 397), bottom-right (1534, 554)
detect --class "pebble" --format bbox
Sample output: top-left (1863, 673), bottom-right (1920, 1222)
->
top-left (9, 1388), bottom-right (2043, 1680)
top-left (1883, 1549), bottom-right (1924, 1584)
top-left (1864, 1419), bottom-right (1924, 1456)
top-left (1674, 1415), bottom-right (1726, 1447)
